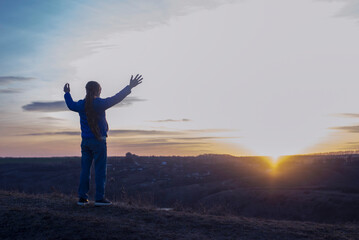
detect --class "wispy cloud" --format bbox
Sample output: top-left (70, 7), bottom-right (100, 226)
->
top-left (22, 129), bottom-right (183, 136)
top-left (345, 141), bottom-right (359, 145)
top-left (23, 131), bottom-right (80, 136)
top-left (331, 125), bottom-right (359, 133)
top-left (17, 127), bottom-right (241, 156)
top-left (22, 101), bottom-right (66, 112)
top-left (116, 96), bottom-right (147, 106)
top-left (65, 0), bottom-right (241, 53)
top-left (319, 0), bottom-right (359, 19)
top-left (119, 141), bottom-right (208, 148)
top-left (39, 117), bottom-right (65, 121)
top-left (81, 0), bottom-right (239, 33)
top-left (175, 136), bottom-right (238, 140)
top-left (0, 76), bottom-right (35, 85)
top-left (111, 135), bottom-right (237, 154)
top-left (335, 0), bottom-right (359, 18)
top-left (22, 97), bottom-right (146, 112)
top-left (335, 113), bottom-right (359, 118)
top-left (150, 118), bottom-right (191, 123)
top-left (0, 88), bottom-right (22, 94)
top-left (186, 129), bottom-right (235, 133)
top-left (0, 76), bottom-right (34, 96)
top-left (109, 129), bottom-right (183, 136)
top-left (22, 128), bottom-right (235, 137)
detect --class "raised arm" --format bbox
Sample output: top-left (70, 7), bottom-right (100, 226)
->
top-left (63, 83), bottom-right (81, 112)
top-left (95, 74), bottom-right (143, 111)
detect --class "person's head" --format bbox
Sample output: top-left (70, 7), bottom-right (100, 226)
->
top-left (85, 81), bottom-right (101, 98)
top-left (85, 81), bottom-right (102, 140)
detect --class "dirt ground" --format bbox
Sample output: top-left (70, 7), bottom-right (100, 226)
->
top-left (0, 190), bottom-right (358, 240)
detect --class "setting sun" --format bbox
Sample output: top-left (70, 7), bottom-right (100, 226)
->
top-left (270, 155), bottom-right (281, 165)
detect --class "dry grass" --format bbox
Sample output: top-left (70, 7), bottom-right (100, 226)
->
top-left (0, 190), bottom-right (358, 240)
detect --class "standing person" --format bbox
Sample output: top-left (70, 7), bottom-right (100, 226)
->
top-left (63, 74), bottom-right (143, 206)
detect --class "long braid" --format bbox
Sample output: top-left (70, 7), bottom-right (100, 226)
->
top-left (85, 81), bottom-right (102, 140)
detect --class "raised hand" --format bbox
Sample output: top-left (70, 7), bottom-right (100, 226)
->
top-left (64, 83), bottom-right (70, 93)
top-left (129, 74), bottom-right (143, 89)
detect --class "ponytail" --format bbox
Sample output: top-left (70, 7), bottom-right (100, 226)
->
top-left (85, 81), bottom-right (102, 140)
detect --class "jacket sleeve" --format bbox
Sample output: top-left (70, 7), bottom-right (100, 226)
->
top-left (95, 85), bottom-right (132, 111)
top-left (64, 92), bottom-right (81, 112)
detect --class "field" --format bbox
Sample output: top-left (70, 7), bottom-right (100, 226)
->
top-left (1, 153), bottom-right (359, 239)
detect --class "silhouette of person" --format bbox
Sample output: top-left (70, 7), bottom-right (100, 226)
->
top-left (63, 74), bottom-right (143, 206)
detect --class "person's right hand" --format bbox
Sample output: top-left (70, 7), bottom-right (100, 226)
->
top-left (64, 83), bottom-right (70, 93)
top-left (129, 74), bottom-right (143, 89)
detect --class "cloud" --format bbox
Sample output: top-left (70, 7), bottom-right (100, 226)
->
top-left (335, 113), bottom-right (359, 118)
top-left (39, 117), bottom-right (65, 121)
top-left (186, 129), bottom-right (236, 133)
top-left (119, 141), bottom-right (207, 148)
top-left (0, 77), bottom-right (33, 94)
top-left (22, 128), bottom-right (235, 137)
top-left (109, 129), bottom-right (183, 136)
top-left (22, 101), bottom-right (67, 112)
top-left (24, 131), bottom-right (80, 136)
top-left (19, 127), bottom-right (242, 155)
top-left (115, 96), bottom-right (147, 106)
top-left (79, 0), bottom-right (239, 33)
top-left (335, 1), bottom-right (359, 18)
top-left (150, 118), bottom-right (191, 123)
top-left (331, 125), bottom-right (359, 133)
top-left (22, 97), bottom-right (146, 112)
top-left (22, 129), bottom-right (183, 136)
top-left (345, 141), bottom-right (359, 145)
top-left (112, 135), bottom-right (238, 152)
top-left (63, 0), bottom-right (241, 53)
top-left (319, 0), bottom-right (359, 18)
top-left (175, 136), bottom-right (238, 140)
top-left (0, 88), bottom-right (22, 94)
top-left (0, 76), bottom-right (35, 85)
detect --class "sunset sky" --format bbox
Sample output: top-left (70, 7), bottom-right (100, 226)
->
top-left (1, 0), bottom-right (359, 158)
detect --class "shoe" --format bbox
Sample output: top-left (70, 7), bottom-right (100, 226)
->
top-left (95, 198), bottom-right (112, 206)
top-left (77, 198), bottom-right (89, 206)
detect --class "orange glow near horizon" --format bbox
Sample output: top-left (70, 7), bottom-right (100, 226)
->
top-left (0, 133), bottom-right (357, 158)
top-left (0, 133), bottom-right (250, 157)
top-left (0, 127), bottom-right (358, 158)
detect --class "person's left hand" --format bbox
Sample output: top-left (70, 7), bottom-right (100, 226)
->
top-left (129, 74), bottom-right (143, 89)
top-left (64, 83), bottom-right (70, 93)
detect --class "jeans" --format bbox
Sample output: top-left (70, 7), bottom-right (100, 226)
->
top-left (78, 138), bottom-right (107, 201)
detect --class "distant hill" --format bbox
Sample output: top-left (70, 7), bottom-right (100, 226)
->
top-left (0, 190), bottom-right (358, 240)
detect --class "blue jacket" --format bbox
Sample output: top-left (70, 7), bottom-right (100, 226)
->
top-left (64, 85), bottom-right (132, 139)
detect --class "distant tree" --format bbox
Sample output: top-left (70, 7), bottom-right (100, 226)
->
top-left (124, 152), bottom-right (136, 165)
top-left (126, 152), bottom-right (132, 159)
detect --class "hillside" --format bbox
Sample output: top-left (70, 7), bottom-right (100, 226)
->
top-left (1, 155), bottom-right (359, 223)
top-left (0, 191), bottom-right (358, 240)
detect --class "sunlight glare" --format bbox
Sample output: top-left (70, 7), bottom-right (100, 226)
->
top-left (268, 154), bottom-right (283, 171)
top-left (270, 155), bottom-right (280, 164)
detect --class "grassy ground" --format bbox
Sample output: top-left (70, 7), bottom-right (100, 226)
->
top-left (0, 190), bottom-right (358, 240)
top-left (0, 157), bottom-right (78, 165)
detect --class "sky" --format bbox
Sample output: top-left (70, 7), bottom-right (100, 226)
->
top-left (1, 0), bottom-right (359, 158)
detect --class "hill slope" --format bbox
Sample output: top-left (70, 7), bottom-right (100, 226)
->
top-left (0, 191), bottom-right (358, 240)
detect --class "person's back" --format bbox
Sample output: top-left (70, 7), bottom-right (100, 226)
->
top-left (63, 75), bottom-right (143, 206)
top-left (64, 83), bottom-right (132, 139)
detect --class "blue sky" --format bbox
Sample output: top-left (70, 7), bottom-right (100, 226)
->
top-left (0, 0), bottom-right (81, 74)
top-left (2, 0), bottom-right (359, 157)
